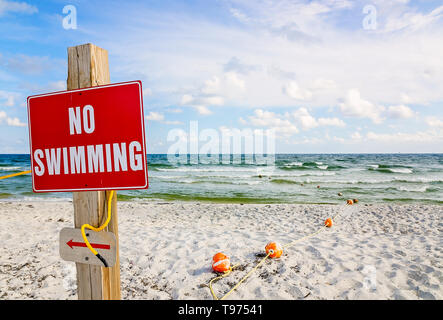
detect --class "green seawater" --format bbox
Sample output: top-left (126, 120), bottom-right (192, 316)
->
top-left (1, 154), bottom-right (442, 204)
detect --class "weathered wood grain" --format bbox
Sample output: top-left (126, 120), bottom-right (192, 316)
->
top-left (67, 43), bottom-right (120, 300)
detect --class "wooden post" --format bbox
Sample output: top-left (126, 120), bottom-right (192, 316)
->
top-left (67, 43), bottom-right (121, 300)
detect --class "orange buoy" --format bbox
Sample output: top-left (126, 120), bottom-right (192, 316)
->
top-left (353, 198), bottom-right (359, 203)
top-left (265, 242), bottom-right (283, 258)
top-left (347, 199), bottom-right (354, 205)
top-left (212, 252), bottom-right (230, 273)
top-left (324, 218), bottom-right (333, 228)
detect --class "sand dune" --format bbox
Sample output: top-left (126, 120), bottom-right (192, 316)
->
top-left (0, 201), bottom-right (441, 300)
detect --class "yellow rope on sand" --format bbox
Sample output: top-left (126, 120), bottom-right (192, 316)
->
top-left (208, 203), bottom-right (354, 300)
top-left (209, 254), bottom-right (272, 300)
top-left (209, 228), bottom-right (320, 301)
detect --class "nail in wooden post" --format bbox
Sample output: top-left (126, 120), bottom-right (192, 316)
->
top-left (67, 43), bottom-right (121, 300)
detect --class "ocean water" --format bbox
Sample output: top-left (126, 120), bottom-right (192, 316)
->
top-left (0, 154), bottom-right (442, 204)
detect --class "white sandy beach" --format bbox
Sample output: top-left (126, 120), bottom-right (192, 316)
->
top-left (0, 200), bottom-right (441, 300)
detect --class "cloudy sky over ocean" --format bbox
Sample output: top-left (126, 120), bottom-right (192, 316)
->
top-left (0, 0), bottom-right (443, 154)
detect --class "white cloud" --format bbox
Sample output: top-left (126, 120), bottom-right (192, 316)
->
top-left (99, 0), bottom-right (443, 116)
top-left (242, 107), bottom-right (346, 137)
top-left (331, 136), bottom-right (345, 144)
top-left (194, 105), bottom-right (212, 115)
top-left (229, 7), bottom-right (251, 24)
top-left (3, 0), bottom-right (442, 153)
top-left (243, 109), bottom-right (298, 136)
top-left (6, 117), bottom-right (26, 127)
top-left (20, 80), bottom-right (66, 94)
top-left (292, 107), bottom-right (318, 130)
top-left (387, 105), bottom-right (415, 119)
top-left (351, 131), bottom-right (362, 141)
top-left (48, 80), bottom-right (66, 91)
top-left (182, 72), bottom-right (244, 113)
top-left (338, 89), bottom-right (385, 124)
top-left (0, 111), bottom-right (26, 127)
top-left (426, 117), bottom-right (443, 128)
top-left (329, 127), bottom-right (443, 147)
top-left (201, 76), bottom-right (220, 94)
top-left (145, 111), bottom-right (164, 121)
top-left (224, 71), bottom-right (245, 89)
top-left (202, 95), bottom-right (224, 106)
top-left (181, 94), bottom-right (194, 105)
top-left (310, 78), bottom-right (337, 91)
top-left (292, 107), bottom-right (346, 130)
top-left (283, 81), bottom-right (313, 101)
top-left (228, 0), bottom-right (353, 36)
top-left (4, 54), bottom-right (50, 75)
top-left (326, 131), bottom-right (363, 145)
top-left (143, 88), bottom-right (152, 97)
top-left (0, 90), bottom-right (16, 107)
top-left (163, 120), bottom-right (184, 125)
top-left (339, 93), bottom-right (417, 122)
top-left (166, 108), bottom-right (183, 114)
top-left (0, 0), bottom-right (38, 16)
top-left (145, 111), bottom-right (183, 125)
top-left (180, 73), bottom-right (227, 115)
top-left (223, 56), bottom-right (259, 75)
top-left (317, 117), bottom-right (346, 127)
top-left (382, 5), bottom-right (443, 33)
top-left (292, 136), bottom-right (325, 145)
top-left (366, 130), bottom-right (443, 144)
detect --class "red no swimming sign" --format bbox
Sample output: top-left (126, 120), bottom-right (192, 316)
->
top-left (27, 81), bottom-right (148, 192)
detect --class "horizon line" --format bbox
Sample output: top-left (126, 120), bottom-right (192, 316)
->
top-left (1, 153), bottom-right (442, 155)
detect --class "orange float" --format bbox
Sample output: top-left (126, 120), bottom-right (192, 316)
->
top-left (212, 252), bottom-right (231, 273)
top-left (353, 198), bottom-right (359, 203)
top-left (265, 242), bottom-right (283, 258)
top-left (324, 217), bottom-right (333, 228)
top-left (347, 199), bottom-right (354, 205)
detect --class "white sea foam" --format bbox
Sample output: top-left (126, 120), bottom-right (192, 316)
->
top-left (0, 166), bottom-right (21, 171)
top-left (285, 162), bottom-right (303, 166)
top-left (265, 171), bottom-right (337, 177)
top-left (394, 177), bottom-right (442, 183)
top-left (154, 175), bottom-right (189, 180)
top-left (389, 168), bottom-right (413, 174)
top-left (177, 178), bottom-right (262, 185)
top-left (156, 167), bottom-right (258, 173)
top-left (397, 185), bottom-right (429, 192)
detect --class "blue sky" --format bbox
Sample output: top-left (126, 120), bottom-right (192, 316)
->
top-left (1, 0), bottom-right (443, 154)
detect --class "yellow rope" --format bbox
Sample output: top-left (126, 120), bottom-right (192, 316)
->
top-left (282, 227), bottom-right (325, 249)
top-left (210, 254), bottom-right (272, 300)
top-left (0, 170), bottom-right (31, 180)
top-left (2, 169), bottom-right (354, 289)
top-left (210, 227), bottom-right (322, 300)
top-left (0, 168), bottom-right (114, 266)
top-left (209, 263), bottom-right (239, 299)
top-left (209, 203), bottom-right (354, 300)
top-left (81, 191), bottom-right (114, 264)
